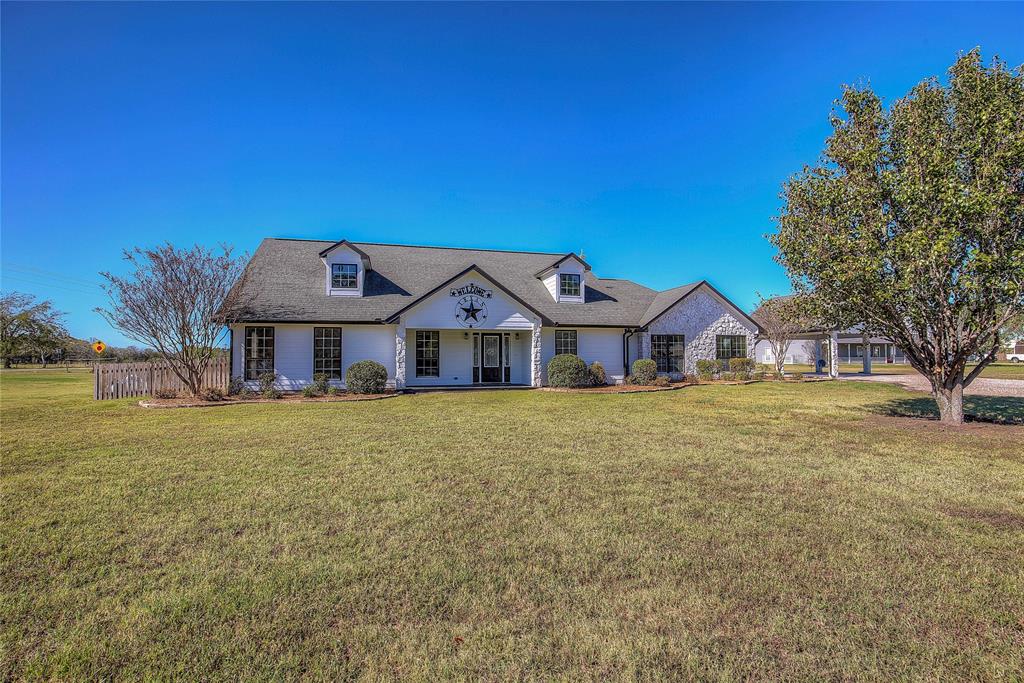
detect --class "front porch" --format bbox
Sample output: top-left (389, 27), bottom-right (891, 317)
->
top-left (398, 327), bottom-right (540, 389)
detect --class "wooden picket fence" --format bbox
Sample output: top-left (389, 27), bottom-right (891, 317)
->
top-left (93, 357), bottom-right (230, 400)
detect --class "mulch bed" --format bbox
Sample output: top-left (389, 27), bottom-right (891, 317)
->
top-left (541, 382), bottom-right (699, 394)
top-left (138, 392), bottom-right (399, 409)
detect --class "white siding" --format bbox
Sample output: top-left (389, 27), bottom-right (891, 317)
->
top-left (402, 271), bottom-right (533, 330)
top-left (231, 323), bottom-right (397, 389)
top-left (543, 273), bottom-right (558, 300)
top-left (539, 327), bottom-right (627, 384)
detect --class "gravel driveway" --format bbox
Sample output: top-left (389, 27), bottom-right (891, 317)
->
top-left (839, 372), bottom-right (1024, 397)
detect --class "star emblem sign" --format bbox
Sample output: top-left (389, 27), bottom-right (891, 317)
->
top-left (461, 301), bottom-right (482, 322)
top-left (455, 294), bottom-right (488, 328)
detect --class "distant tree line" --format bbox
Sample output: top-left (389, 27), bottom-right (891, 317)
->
top-left (1, 291), bottom-right (165, 367)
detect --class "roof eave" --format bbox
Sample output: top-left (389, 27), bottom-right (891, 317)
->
top-left (318, 239), bottom-right (373, 270)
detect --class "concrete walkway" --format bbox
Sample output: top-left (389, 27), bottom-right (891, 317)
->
top-left (835, 372), bottom-right (1024, 398)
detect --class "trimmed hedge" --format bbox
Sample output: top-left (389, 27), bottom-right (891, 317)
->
top-left (347, 360), bottom-right (388, 394)
top-left (548, 354), bottom-right (591, 388)
top-left (631, 358), bottom-right (658, 386)
top-left (729, 357), bottom-right (755, 380)
top-left (589, 361), bottom-right (607, 386)
top-left (312, 372), bottom-right (331, 394)
top-left (696, 359), bottom-right (721, 381)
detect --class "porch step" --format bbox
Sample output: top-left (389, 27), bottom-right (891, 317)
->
top-left (404, 384), bottom-right (534, 393)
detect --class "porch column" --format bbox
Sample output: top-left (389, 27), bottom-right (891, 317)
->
top-left (394, 318), bottom-right (406, 389)
top-left (862, 333), bottom-right (872, 375)
top-left (814, 338), bottom-right (823, 373)
top-left (530, 321), bottom-right (543, 387)
top-left (829, 331), bottom-right (840, 378)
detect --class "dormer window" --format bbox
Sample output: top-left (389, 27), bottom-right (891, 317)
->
top-left (331, 263), bottom-right (358, 289)
top-left (559, 273), bottom-right (581, 298)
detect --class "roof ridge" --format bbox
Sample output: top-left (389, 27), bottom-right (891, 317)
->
top-left (267, 237), bottom-right (562, 256)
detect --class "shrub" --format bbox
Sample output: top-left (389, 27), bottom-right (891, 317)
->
top-left (547, 354), bottom-right (591, 388)
top-left (625, 374), bottom-right (637, 385)
top-left (720, 371), bottom-right (736, 381)
top-left (312, 372), bottom-right (330, 394)
top-left (730, 357), bottom-right (755, 380)
top-left (631, 359), bottom-right (658, 386)
top-left (752, 370), bottom-right (766, 381)
top-left (347, 360), bottom-right (388, 394)
top-left (153, 387), bottom-right (177, 399)
top-left (199, 386), bottom-right (224, 401)
top-left (301, 384), bottom-right (319, 398)
top-left (696, 359), bottom-right (718, 381)
top-left (258, 372), bottom-right (277, 394)
top-left (588, 361), bottom-right (607, 386)
top-left (227, 376), bottom-right (245, 396)
top-left (653, 375), bottom-right (671, 387)
top-left (237, 386), bottom-right (255, 398)
top-left (326, 385), bottom-right (341, 396)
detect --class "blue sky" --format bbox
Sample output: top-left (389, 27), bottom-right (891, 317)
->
top-left (2, 2), bottom-right (1021, 346)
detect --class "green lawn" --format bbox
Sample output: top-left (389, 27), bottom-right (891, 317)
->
top-left (2, 370), bottom-right (1022, 680)
top-left (786, 361), bottom-right (1024, 380)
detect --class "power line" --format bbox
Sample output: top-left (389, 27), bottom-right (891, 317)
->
top-left (1, 263), bottom-right (105, 290)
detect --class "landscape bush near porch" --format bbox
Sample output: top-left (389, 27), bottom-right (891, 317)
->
top-left (547, 354), bottom-right (591, 388)
top-left (346, 360), bottom-right (389, 394)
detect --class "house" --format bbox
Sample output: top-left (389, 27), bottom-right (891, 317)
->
top-left (754, 333), bottom-right (909, 368)
top-left (751, 295), bottom-right (909, 374)
top-left (228, 238), bottom-right (760, 389)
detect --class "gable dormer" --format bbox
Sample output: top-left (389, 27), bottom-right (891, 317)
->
top-left (319, 239), bottom-right (372, 297)
top-left (535, 253), bottom-right (590, 304)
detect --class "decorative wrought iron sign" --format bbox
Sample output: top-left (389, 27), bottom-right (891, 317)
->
top-left (449, 283), bottom-right (492, 299)
top-left (452, 283), bottom-right (491, 328)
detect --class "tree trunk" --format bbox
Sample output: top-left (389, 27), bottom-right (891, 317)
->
top-left (933, 381), bottom-right (965, 425)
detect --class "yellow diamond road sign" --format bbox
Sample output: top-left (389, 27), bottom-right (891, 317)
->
top-left (92, 341), bottom-right (106, 354)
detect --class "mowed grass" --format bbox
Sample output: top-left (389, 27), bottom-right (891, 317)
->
top-left (2, 371), bottom-right (1022, 680)
top-left (787, 361), bottom-right (1024, 380)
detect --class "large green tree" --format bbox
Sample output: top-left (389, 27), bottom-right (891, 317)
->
top-left (0, 292), bottom-right (69, 368)
top-left (771, 50), bottom-right (1024, 424)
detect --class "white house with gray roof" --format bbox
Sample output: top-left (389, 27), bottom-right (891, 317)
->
top-left (228, 238), bottom-right (760, 389)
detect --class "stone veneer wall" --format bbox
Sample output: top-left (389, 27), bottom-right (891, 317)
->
top-left (642, 289), bottom-right (756, 376)
top-left (531, 323), bottom-right (542, 387)
top-left (394, 323), bottom-right (406, 388)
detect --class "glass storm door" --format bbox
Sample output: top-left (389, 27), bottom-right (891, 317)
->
top-left (481, 334), bottom-right (502, 382)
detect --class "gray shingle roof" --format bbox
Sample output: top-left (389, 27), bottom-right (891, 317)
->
top-left (232, 238), bottom-right (715, 327)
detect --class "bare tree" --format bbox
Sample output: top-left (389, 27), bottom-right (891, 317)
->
top-left (753, 294), bottom-right (809, 376)
top-left (0, 292), bottom-right (68, 368)
top-left (96, 243), bottom-right (253, 396)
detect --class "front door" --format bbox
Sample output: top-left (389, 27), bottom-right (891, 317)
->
top-left (481, 334), bottom-right (502, 383)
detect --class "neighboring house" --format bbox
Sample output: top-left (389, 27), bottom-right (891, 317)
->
top-left (751, 295), bottom-right (910, 374)
top-left (754, 333), bottom-right (909, 367)
top-left (228, 238), bottom-right (760, 389)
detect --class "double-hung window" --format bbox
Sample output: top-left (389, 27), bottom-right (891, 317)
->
top-left (313, 327), bottom-right (342, 379)
top-left (244, 326), bottom-right (274, 380)
top-left (715, 335), bottom-right (747, 365)
top-left (554, 329), bottom-right (577, 356)
top-left (559, 273), bottom-right (581, 298)
top-left (331, 263), bottom-right (358, 289)
top-left (651, 334), bottom-right (685, 373)
top-left (415, 331), bottom-right (440, 377)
